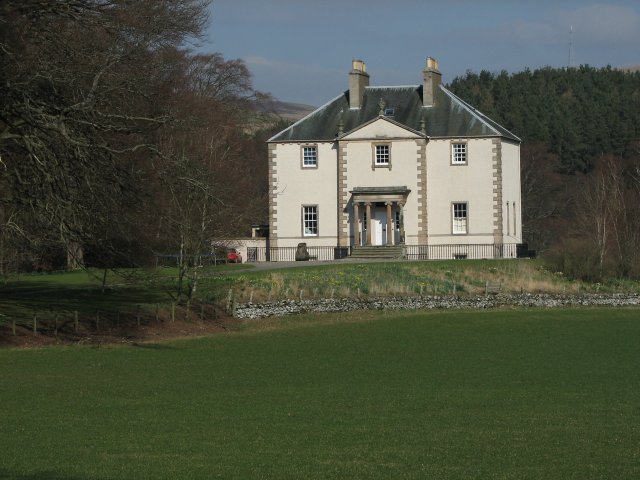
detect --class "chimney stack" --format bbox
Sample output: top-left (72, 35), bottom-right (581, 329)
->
top-left (422, 57), bottom-right (441, 107)
top-left (349, 59), bottom-right (369, 109)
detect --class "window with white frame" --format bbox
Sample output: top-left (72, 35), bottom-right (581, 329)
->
top-left (452, 202), bottom-right (468, 234)
top-left (302, 146), bottom-right (317, 167)
top-left (375, 144), bottom-right (390, 166)
top-left (303, 205), bottom-right (318, 236)
top-left (451, 142), bottom-right (467, 164)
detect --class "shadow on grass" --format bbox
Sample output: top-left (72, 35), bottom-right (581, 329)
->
top-left (131, 342), bottom-right (176, 350)
top-left (0, 279), bottom-right (169, 320)
top-left (0, 468), bottom-right (113, 480)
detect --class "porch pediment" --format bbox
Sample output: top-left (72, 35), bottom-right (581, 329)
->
top-left (340, 116), bottom-right (422, 141)
top-left (350, 186), bottom-right (411, 203)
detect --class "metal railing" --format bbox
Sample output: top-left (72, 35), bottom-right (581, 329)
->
top-left (247, 243), bottom-right (521, 262)
top-left (247, 246), bottom-right (350, 262)
top-left (404, 243), bottom-right (519, 260)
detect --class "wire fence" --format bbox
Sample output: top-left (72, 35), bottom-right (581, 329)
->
top-left (0, 301), bottom-right (226, 338)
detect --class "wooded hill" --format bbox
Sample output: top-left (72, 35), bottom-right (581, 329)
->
top-left (448, 66), bottom-right (640, 172)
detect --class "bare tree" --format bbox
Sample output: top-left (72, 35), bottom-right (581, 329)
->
top-left (0, 0), bottom-right (211, 271)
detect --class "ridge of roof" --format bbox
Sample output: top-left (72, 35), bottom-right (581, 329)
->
top-left (267, 92), bottom-right (344, 142)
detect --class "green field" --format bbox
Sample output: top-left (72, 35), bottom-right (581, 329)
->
top-left (2, 308), bottom-right (639, 479)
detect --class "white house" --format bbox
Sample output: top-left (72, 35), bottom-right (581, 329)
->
top-left (266, 58), bottom-right (522, 261)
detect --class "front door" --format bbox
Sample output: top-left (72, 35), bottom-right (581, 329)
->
top-left (373, 209), bottom-right (387, 246)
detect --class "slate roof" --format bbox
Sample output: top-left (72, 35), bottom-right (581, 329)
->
top-left (269, 85), bottom-right (520, 143)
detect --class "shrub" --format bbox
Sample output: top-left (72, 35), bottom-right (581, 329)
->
top-left (543, 238), bottom-right (605, 282)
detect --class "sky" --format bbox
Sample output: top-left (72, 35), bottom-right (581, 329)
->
top-left (202, 1), bottom-right (640, 106)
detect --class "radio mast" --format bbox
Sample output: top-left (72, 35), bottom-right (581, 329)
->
top-left (568, 25), bottom-right (573, 68)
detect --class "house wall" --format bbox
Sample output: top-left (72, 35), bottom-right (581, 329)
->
top-left (426, 138), bottom-right (496, 245)
top-left (270, 142), bottom-right (338, 248)
top-left (342, 138), bottom-right (422, 244)
top-left (501, 140), bottom-right (522, 244)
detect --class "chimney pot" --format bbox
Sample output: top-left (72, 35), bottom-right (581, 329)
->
top-left (352, 59), bottom-right (367, 73)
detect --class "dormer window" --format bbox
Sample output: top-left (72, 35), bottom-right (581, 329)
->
top-left (384, 107), bottom-right (395, 116)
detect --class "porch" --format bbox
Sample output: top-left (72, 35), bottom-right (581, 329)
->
top-left (349, 186), bottom-right (411, 247)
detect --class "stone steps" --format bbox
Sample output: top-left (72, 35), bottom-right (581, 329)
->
top-left (350, 245), bottom-right (404, 259)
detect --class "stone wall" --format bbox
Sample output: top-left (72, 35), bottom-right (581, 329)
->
top-left (234, 293), bottom-right (640, 320)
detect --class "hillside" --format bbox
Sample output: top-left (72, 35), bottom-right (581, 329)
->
top-left (254, 98), bottom-right (316, 121)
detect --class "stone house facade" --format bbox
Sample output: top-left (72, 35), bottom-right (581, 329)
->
top-left (267, 58), bottom-right (522, 259)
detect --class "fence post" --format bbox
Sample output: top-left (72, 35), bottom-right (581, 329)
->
top-left (54, 314), bottom-right (58, 337)
top-left (226, 289), bottom-right (233, 312)
top-left (155, 304), bottom-right (159, 323)
top-left (74, 310), bottom-right (79, 333)
top-left (33, 314), bottom-right (37, 335)
top-left (171, 303), bottom-right (175, 323)
top-left (136, 306), bottom-right (141, 327)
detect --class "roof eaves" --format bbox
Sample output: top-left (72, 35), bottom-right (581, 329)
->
top-left (267, 92), bottom-right (345, 142)
top-left (429, 134), bottom-right (500, 140)
top-left (441, 86), bottom-right (521, 142)
top-left (366, 85), bottom-right (419, 89)
top-left (439, 86), bottom-right (499, 136)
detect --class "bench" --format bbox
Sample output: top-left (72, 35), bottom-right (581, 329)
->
top-left (485, 281), bottom-right (502, 295)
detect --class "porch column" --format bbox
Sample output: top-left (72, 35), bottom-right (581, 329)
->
top-left (386, 202), bottom-right (393, 245)
top-left (398, 201), bottom-right (405, 244)
top-left (365, 202), bottom-right (372, 245)
top-left (353, 202), bottom-right (360, 246)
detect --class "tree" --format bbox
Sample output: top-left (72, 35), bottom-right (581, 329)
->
top-left (519, 142), bottom-right (568, 253)
top-left (0, 0), bottom-right (210, 271)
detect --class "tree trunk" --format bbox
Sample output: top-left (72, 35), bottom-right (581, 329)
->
top-left (66, 241), bottom-right (84, 271)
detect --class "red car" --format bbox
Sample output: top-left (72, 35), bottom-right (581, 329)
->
top-left (226, 248), bottom-right (242, 264)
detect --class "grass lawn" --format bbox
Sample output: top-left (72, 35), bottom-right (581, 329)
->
top-left (203, 259), bottom-right (640, 304)
top-left (1, 307), bottom-right (639, 479)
